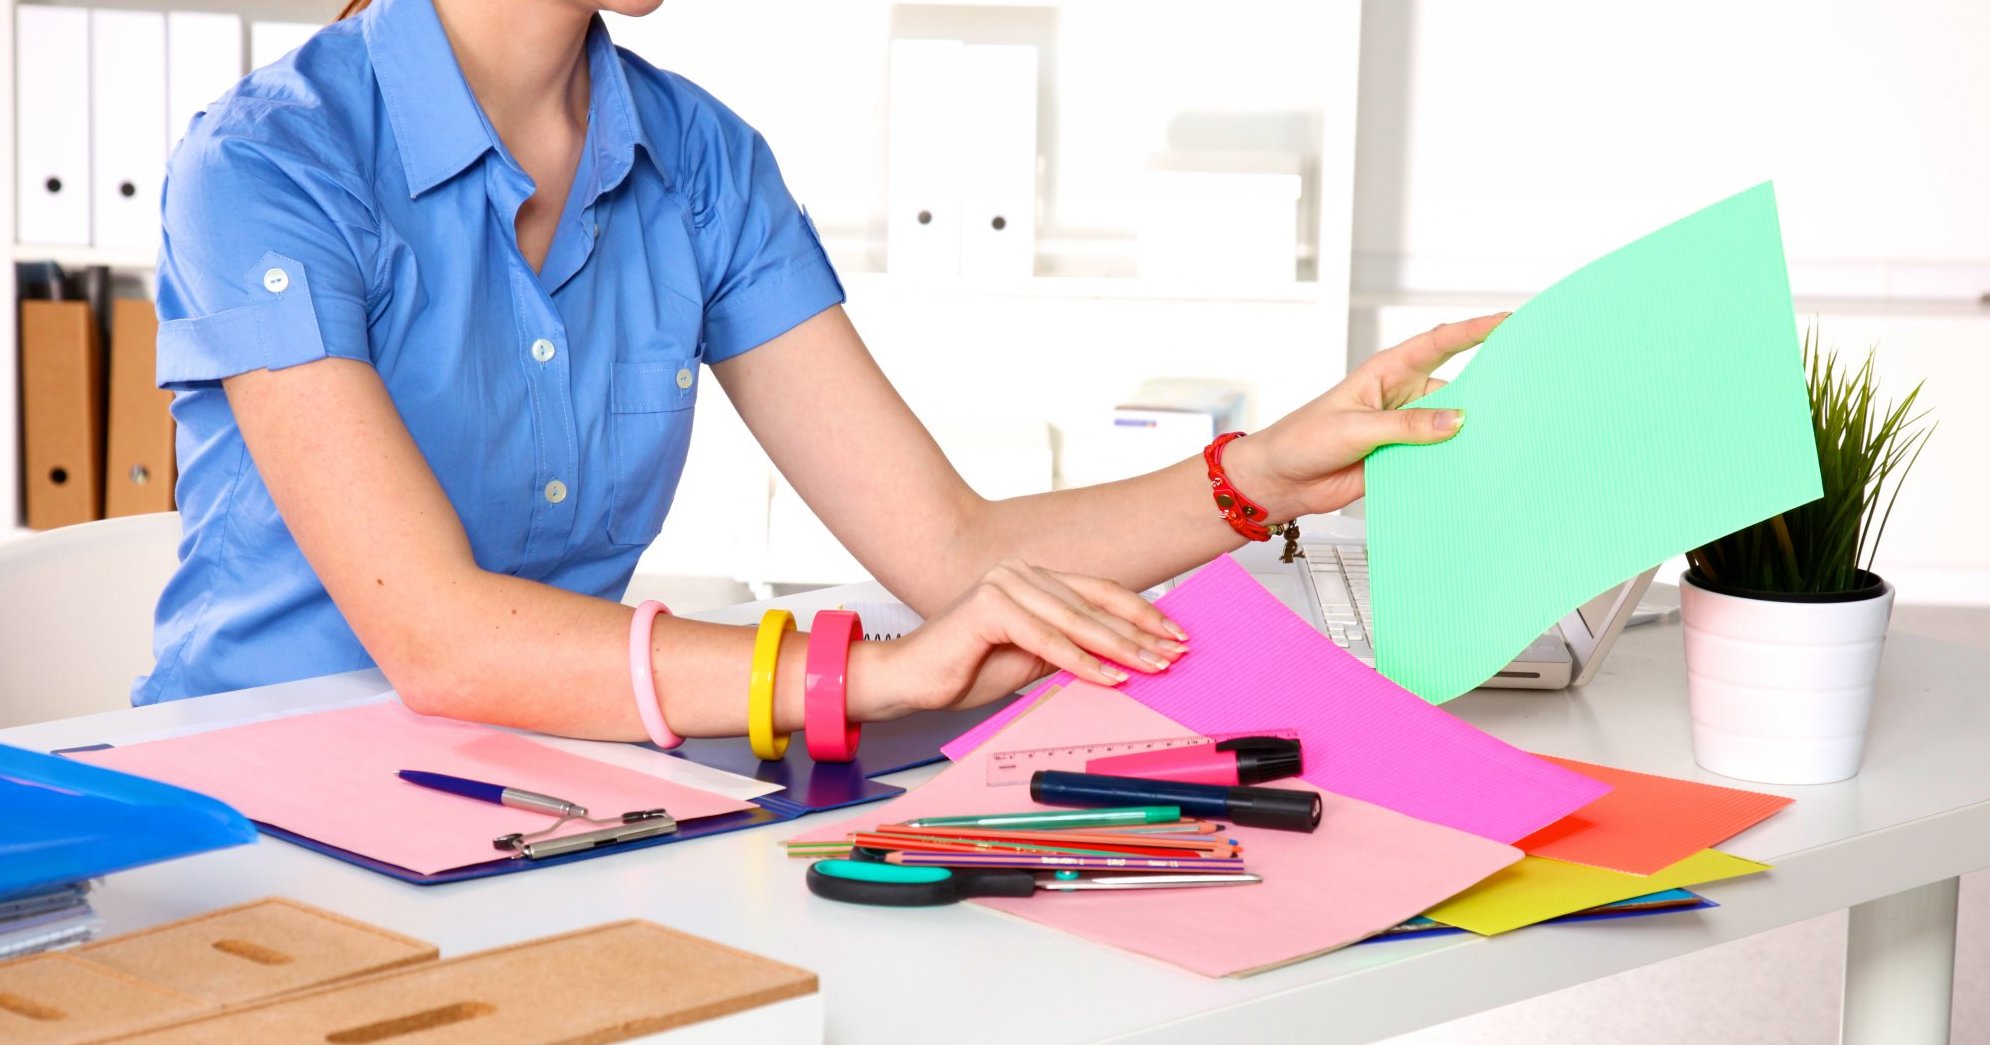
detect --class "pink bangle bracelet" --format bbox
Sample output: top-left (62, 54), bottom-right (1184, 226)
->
top-left (629, 600), bottom-right (683, 750)
top-left (804, 610), bottom-right (863, 762)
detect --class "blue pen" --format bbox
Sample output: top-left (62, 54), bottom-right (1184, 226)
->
top-left (397, 770), bottom-right (587, 818)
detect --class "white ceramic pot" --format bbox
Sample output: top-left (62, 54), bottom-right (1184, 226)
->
top-left (1680, 570), bottom-right (1894, 785)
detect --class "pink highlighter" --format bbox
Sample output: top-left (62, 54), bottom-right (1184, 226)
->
top-left (1085, 736), bottom-right (1302, 787)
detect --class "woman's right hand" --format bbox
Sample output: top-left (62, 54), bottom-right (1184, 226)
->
top-left (848, 560), bottom-right (1189, 721)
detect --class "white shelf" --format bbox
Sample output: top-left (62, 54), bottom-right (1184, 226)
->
top-left (1349, 288), bottom-right (1990, 317)
top-left (13, 242), bottom-right (157, 270)
top-left (840, 270), bottom-right (1326, 304)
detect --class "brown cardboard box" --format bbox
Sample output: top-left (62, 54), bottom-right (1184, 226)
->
top-left (0, 953), bottom-right (211, 1045)
top-left (20, 300), bottom-right (103, 529)
top-left (112, 921), bottom-right (820, 1044)
top-left (103, 298), bottom-right (174, 518)
top-left (75, 898), bottom-right (437, 1006)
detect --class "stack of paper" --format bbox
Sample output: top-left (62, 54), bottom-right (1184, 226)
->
top-left (828, 549), bottom-right (1795, 971)
top-left (0, 883), bottom-right (99, 959)
top-left (800, 680), bottom-right (1524, 978)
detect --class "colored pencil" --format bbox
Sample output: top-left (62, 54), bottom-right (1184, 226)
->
top-left (874, 824), bottom-right (1238, 855)
top-left (1088, 821), bottom-right (1225, 835)
top-left (885, 851), bottom-right (1248, 873)
top-left (851, 832), bottom-right (1221, 860)
top-left (783, 842), bottom-right (854, 859)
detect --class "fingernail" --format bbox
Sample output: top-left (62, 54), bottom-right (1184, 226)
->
top-left (1138, 649), bottom-right (1169, 670)
top-left (1159, 640), bottom-right (1188, 655)
top-left (1435, 409), bottom-right (1464, 432)
top-left (1101, 664), bottom-right (1130, 683)
top-left (1163, 619), bottom-right (1188, 641)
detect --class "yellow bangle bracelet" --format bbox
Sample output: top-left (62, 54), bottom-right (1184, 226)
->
top-left (749, 609), bottom-right (795, 760)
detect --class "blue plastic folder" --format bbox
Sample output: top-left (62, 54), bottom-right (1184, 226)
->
top-left (0, 744), bottom-right (257, 896)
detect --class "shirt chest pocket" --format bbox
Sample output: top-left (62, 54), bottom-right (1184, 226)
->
top-left (607, 358), bottom-right (700, 546)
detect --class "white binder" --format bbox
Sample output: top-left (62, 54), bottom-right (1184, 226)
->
top-left (15, 6), bottom-right (92, 246)
top-left (956, 45), bottom-right (1038, 280)
top-left (250, 21), bottom-right (318, 70)
top-left (91, 9), bottom-right (169, 253)
top-left (167, 12), bottom-right (243, 150)
top-left (885, 39), bottom-right (964, 276)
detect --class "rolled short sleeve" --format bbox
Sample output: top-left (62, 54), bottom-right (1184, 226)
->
top-left (698, 129), bottom-right (846, 363)
top-left (155, 128), bottom-right (377, 391)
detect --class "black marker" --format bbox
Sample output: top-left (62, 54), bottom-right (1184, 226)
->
top-left (1030, 770), bottom-right (1322, 833)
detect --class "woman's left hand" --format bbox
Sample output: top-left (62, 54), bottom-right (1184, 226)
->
top-left (1221, 312), bottom-right (1508, 520)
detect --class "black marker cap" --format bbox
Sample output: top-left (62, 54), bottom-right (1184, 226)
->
top-left (1225, 783), bottom-right (1322, 832)
top-left (1215, 736), bottom-right (1303, 785)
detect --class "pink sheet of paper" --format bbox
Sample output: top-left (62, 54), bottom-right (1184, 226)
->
top-left (71, 703), bottom-right (755, 875)
top-left (798, 681), bottom-right (1521, 978)
top-left (947, 556), bottom-right (1610, 843)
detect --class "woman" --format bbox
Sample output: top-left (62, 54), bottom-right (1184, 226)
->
top-left (139, 0), bottom-right (1495, 748)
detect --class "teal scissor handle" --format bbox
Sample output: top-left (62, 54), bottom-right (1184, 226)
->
top-left (806, 859), bottom-right (1039, 906)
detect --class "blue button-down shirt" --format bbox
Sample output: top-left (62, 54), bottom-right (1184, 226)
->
top-left (136, 0), bottom-right (842, 704)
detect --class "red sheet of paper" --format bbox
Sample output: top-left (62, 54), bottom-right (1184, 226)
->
top-left (1515, 754), bottom-right (1793, 874)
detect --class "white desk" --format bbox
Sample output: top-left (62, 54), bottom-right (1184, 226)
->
top-left (6, 583), bottom-right (1986, 1044)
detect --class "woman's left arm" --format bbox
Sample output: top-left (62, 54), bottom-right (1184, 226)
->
top-left (714, 306), bottom-right (1506, 613)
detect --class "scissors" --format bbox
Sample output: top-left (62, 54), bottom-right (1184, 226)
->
top-left (806, 857), bottom-right (1261, 907)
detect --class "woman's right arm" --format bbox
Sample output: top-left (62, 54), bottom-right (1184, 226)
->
top-left (225, 350), bottom-right (1180, 741)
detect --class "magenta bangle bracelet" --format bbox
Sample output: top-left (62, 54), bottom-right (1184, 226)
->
top-left (804, 610), bottom-right (863, 762)
top-left (629, 600), bottom-right (683, 750)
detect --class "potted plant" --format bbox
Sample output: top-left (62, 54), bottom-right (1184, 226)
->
top-left (1681, 331), bottom-right (1933, 785)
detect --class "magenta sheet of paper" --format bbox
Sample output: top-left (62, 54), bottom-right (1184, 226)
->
top-left (947, 556), bottom-right (1609, 843)
top-left (799, 681), bottom-right (1520, 977)
top-left (71, 703), bottom-right (755, 876)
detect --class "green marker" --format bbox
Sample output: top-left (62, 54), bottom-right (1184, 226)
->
top-left (900, 806), bottom-right (1180, 830)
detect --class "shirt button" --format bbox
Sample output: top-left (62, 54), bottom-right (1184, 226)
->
top-left (530, 338), bottom-right (556, 363)
top-left (675, 368), bottom-right (693, 389)
top-left (262, 268), bottom-right (289, 293)
top-left (544, 479), bottom-right (568, 504)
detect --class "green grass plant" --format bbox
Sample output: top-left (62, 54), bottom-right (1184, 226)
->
top-left (1687, 329), bottom-right (1933, 595)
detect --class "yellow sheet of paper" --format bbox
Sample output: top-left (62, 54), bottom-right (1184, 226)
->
top-left (1424, 849), bottom-right (1769, 936)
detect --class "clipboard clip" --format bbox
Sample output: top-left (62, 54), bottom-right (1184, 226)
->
top-left (494, 809), bottom-right (678, 859)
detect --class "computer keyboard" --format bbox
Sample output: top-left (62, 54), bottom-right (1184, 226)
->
top-left (1298, 540), bottom-right (1575, 678)
top-left (1301, 542), bottom-right (1375, 660)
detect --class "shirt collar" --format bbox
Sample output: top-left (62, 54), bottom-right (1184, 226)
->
top-left (582, 17), bottom-right (657, 195)
top-left (365, 0), bottom-right (654, 198)
top-left (363, 0), bottom-right (491, 197)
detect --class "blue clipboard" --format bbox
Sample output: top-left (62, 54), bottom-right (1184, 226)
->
top-left (58, 696), bottom-right (1022, 887)
top-left (1, 744), bottom-right (258, 896)
top-left (663, 696), bottom-right (1020, 818)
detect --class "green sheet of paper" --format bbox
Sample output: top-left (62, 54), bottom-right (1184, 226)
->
top-left (1366, 183), bottom-right (1821, 703)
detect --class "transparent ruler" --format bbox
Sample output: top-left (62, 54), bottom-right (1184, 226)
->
top-left (985, 728), bottom-right (1302, 787)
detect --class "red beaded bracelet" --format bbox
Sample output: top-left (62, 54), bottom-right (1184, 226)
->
top-left (1204, 431), bottom-right (1301, 563)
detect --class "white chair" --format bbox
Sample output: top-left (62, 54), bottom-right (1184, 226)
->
top-left (0, 512), bottom-right (183, 728)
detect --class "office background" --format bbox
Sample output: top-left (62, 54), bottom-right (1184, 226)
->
top-left (1, 0), bottom-right (1983, 1039)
